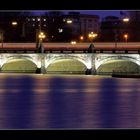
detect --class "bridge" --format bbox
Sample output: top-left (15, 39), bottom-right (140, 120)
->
top-left (0, 42), bottom-right (140, 74)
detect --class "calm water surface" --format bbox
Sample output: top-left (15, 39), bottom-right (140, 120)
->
top-left (0, 74), bottom-right (140, 129)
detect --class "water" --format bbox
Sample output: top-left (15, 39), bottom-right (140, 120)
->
top-left (0, 74), bottom-right (140, 129)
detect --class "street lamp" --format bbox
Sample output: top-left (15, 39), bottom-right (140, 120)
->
top-left (38, 32), bottom-right (46, 41)
top-left (122, 17), bottom-right (129, 42)
top-left (124, 33), bottom-right (128, 42)
top-left (88, 32), bottom-right (98, 51)
top-left (88, 32), bottom-right (98, 75)
top-left (80, 35), bottom-right (84, 42)
top-left (38, 31), bottom-right (46, 53)
top-left (88, 32), bottom-right (98, 43)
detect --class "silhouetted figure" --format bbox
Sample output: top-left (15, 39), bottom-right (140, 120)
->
top-left (88, 43), bottom-right (94, 53)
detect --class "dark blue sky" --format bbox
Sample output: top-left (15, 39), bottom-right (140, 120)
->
top-left (67, 10), bottom-right (121, 19)
top-left (30, 10), bottom-right (122, 20)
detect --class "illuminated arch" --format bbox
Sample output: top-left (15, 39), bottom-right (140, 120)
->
top-left (96, 58), bottom-right (140, 74)
top-left (1, 57), bottom-right (37, 72)
top-left (96, 56), bottom-right (140, 70)
top-left (46, 58), bottom-right (87, 74)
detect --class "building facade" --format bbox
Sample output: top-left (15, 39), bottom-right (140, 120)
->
top-left (0, 11), bottom-right (100, 42)
top-left (80, 14), bottom-right (100, 38)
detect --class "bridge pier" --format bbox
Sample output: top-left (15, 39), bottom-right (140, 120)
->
top-left (36, 68), bottom-right (41, 74)
top-left (92, 68), bottom-right (97, 75)
top-left (85, 68), bottom-right (96, 75)
top-left (85, 68), bottom-right (92, 75)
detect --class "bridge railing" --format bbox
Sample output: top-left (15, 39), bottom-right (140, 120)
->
top-left (1, 42), bottom-right (140, 54)
top-left (1, 47), bottom-right (140, 54)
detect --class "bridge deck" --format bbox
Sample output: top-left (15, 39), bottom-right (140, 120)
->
top-left (1, 42), bottom-right (140, 53)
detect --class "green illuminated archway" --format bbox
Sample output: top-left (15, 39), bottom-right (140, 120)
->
top-left (46, 59), bottom-right (87, 74)
top-left (1, 59), bottom-right (37, 73)
top-left (97, 60), bottom-right (139, 74)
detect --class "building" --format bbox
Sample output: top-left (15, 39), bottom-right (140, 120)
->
top-left (63, 12), bottom-right (100, 41)
top-left (80, 14), bottom-right (100, 40)
top-left (0, 11), bottom-right (100, 42)
top-left (100, 13), bottom-right (140, 42)
top-left (100, 16), bottom-right (123, 42)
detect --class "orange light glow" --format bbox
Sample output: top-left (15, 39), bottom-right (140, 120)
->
top-left (124, 34), bottom-right (128, 42)
top-left (80, 36), bottom-right (84, 40)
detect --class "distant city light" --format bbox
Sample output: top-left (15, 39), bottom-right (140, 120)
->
top-left (11, 21), bottom-right (17, 26)
top-left (123, 33), bottom-right (128, 42)
top-left (80, 36), bottom-right (84, 40)
top-left (88, 32), bottom-right (98, 38)
top-left (123, 17), bottom-right (130, 22)
top-left (67, 19), bottom-right (72, 24)
top-left (43, 19), bottom-right (46, 21)
top-left (58, 28), bottom-right (63, 33)
top-left (37, 18), bottom-right (40, 21)
top-left (71, 41), bottom-right (77, 45)
top-left (32, 18), bottom-right (35, 21)
top-left (38, 32), bottom-right (46, 41)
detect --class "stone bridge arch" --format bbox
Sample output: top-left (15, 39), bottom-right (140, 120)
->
top-left (45, 54), bottom-right (90, 70)
top-left (45, 56), bottom-right (88, 73)
top-left (0, 55), bottom-right (38, 72)
top-left (1, 55), bottom-right (38, 68)
top-left (95, 55), bottom-right (140, 73)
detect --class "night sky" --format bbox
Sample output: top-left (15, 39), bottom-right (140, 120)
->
top-left (30, 10), bottom-right (122, 20)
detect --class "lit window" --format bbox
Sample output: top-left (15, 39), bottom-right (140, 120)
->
top-left (123, 17), bottom-right (129, 22)
top-left (37, 18), bottom-right (40, 21)
top-left (11, 21), bottom-right (17, 26)
top-left (58, 28), bottom-right (63, 33)
top-left (43, 19), bottom-right (46, 21)
top-left (67, 19), bottom-right (72, 24)
top-left (32, 18), bottom-right (35, 21)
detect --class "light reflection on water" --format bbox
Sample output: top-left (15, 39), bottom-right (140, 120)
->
top-left (0, 74), bottom-right (140, 129)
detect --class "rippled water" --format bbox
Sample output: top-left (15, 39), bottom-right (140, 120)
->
top-left (0, 74), bottom-right (140, 129)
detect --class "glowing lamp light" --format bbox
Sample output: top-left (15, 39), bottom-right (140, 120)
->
top-left (80, 36), bottom-right (84, 40)
top-left (71, 41), bottom-right (77, 45)
top-left (11, 21), bottom-right (17, 26)
top-left (67, 19), bottom-right (72, 24)
top-left (123, 17), bottom-right (129, 22)
top-left (124, 34), bottom-right (128, 42)
top-left (38, 32), bottom-right (46, 41)
top-left (88, 32), bottom-right (98, 39)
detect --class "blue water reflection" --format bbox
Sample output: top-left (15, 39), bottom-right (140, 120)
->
top-left (47, 77), bottom-right (85, 128)
top-left (2, 76), bottom-right (34, 129)
top-left (0, 75), bottom-right (140, 129)
top-left (98, 78), bottom-right (119, 128)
